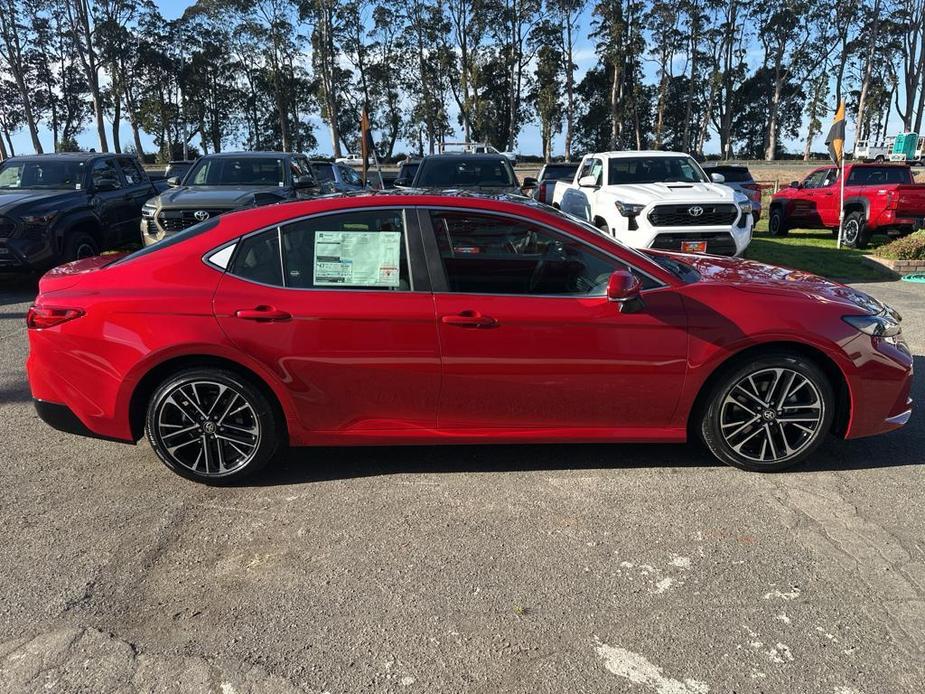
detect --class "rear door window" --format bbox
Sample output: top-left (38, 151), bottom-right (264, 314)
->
top-left (227, 210), bottom-right (412, 291)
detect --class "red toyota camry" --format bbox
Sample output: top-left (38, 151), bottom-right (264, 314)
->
top-left (26, 193), bottom-right (913, 483)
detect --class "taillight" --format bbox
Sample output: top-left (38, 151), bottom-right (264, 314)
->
top-left (26, 306), bottom-right (84, 329)
top-left (886, 191), bottom-right (896, 210)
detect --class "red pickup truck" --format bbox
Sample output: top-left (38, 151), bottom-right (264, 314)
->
top-left (769, 163), bottom-right (925, 248)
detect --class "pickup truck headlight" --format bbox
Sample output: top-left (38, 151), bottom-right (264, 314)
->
top-left (843, 313), bottom-right (901, 337)
top-left (21, 212), bottom-right (58, 226)
top-left (738, 200), bottom-right (753, 215)
top-left (141, 204), bottom-right (156, 219)
top-left (615, 201), bottom-right (645, 217)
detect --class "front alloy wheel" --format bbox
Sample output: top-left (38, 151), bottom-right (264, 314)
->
top-left (700, 354), bottom-right (834, 471)
top-left (145, 368), bottom-right (280, 483)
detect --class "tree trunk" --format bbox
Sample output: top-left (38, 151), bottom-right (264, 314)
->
top-left (563, 16), bottom-right (574, 161)
top-left (0, 134), bottom-right (7, 161)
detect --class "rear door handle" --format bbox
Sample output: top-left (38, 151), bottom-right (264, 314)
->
top-left (234, 306), bottom-right (292, 322)
top-left (441, 310), bottom-right (499, 329)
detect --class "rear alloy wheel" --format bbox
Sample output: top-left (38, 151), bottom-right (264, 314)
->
top-left (768, 207), bottom-right (789, 237)
top-left (145, 368), bottom-right (280, 484)
top-left (700, 354), bottom-right (834, 472)
top-left (840, 211), bottom-right (869, 249)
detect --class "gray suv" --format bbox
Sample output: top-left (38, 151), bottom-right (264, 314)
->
top-left (141, 152), bottom-right (320, 246)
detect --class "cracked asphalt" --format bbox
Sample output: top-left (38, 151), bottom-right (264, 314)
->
top-left (0, 274), bottom-right (923, 694)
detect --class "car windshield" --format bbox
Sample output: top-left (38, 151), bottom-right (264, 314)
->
top-left (312, 163), bottom-right (335, 182)
top-left (708, 167), bottom-right (752, 183)
top-left (541, 164), bottom-right (579, 181)
top-left (0, 160), bottom-right (86, 190)
top-left (400, 163), bottom-right (419, 179)
top-left (186, 157), bottom-right (287, 186)
top-left (608, 156), bottom-right (708, 185)
top-left (415, 158), bottom-right (515, 187)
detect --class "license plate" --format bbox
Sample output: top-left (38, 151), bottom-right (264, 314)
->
top-left (681, 240), bottom-right (707, 253)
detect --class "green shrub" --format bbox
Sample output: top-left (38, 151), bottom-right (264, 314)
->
top-left (876, 233), bottom-right (925, 260)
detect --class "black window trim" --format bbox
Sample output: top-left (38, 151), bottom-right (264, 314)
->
top-left (207, 205), bottom-right (430, 293)
top-left (415, 206), bottom-right (666, 298)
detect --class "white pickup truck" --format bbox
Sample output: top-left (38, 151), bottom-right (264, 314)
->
top-left (552, 150), bottom-right (753, 256)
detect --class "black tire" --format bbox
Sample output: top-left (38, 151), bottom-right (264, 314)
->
top-left (841, 211), bottom-right (870, 249)
top-left (699, 353), bottom-right (834, 472)
top-left (63, 231), bottom-right (99, 262)
top-left (145, 367), bottom-right (281, 484)
top-left (768, 207), bottom-right (789, 237)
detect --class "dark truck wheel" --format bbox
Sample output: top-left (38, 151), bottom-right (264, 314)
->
top-left (699, 353), bottom-right (834, 472)
top-left (841, 211), bottom-right (870, 249)
top-left (768, 207), bottom-right (789, 237)
top-left (64, 232), bottom-right (99, 262)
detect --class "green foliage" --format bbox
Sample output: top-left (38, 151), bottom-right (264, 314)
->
top-left (876, 233), bottom-right (925, 261)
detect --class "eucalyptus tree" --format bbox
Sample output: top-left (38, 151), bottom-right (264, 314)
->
top-left (0, 79), bottom-right (25, 158)
top-left (0, 0), bottom-right (44, 152)
top-left (547, 0), bottom-right (583, 160)
top-left (648, 0), bottom-right (683, 148)
top-left (893, 0), bottom-right (925, 132)
top-left (63, 0), bottom-right (110, 151)
top-left (530, 37), bottom-right (563, 161)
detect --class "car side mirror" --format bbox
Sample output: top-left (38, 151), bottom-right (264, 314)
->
top-left (607, 270), bottom-right (644, 313)
top-left (293, 175), bottom-right (316, 189)
top-left (579, 175), bottom-right (599, 188)
top-left (167, 176), bottom-right (181, 187)
top-left (789, 180), bottom-right (801, 189)
top-left (710, 172), bottom-right (725, 183)
top-left (394, 177), bottom-right (410, 188)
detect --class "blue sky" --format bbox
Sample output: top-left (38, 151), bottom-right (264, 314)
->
top-left (10, 0), bottom-right (850, 158)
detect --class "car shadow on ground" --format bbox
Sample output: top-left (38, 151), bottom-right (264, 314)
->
top-left (0, 276), bottom-right (39, 307)
top-left (249, 355), bottom-right (923, 486)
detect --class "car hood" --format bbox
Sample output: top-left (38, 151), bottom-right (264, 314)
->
top-left (606, 182), bottom-right (740, 204)
top-left (154, 186), bottom-right (285, 208)
top-left (680, 253), bottom-right (887, 314)
top-left (0, 189), bottom-right (76, 215)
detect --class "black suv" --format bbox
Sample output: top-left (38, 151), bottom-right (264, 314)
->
top-left (411, 154), bottom-right (534, 195)
top-left (0, 152), bottom-right (163, 273)
top-left (141, 152), bottom-right (320, 246)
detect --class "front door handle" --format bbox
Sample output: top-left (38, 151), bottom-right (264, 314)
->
top-left (234, 306), bottom-right (292, 322)
top-left (441, 310), bottom-right (499, 329)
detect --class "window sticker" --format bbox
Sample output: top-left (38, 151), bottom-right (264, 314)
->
top-left (313, 231), bottom-right (401, 287)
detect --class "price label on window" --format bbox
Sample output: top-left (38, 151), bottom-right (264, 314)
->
top-left (313, 231), bottom-right (401, 287)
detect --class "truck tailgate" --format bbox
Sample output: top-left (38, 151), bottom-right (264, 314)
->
top-left (893, 185), bottom-right (925, 217)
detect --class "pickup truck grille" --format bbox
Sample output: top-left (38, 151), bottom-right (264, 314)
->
top-left (650, 232), bottom-right (737, 256)
top-left (648, 204), bottom-right (738, 227)
top-left (0, 217), bottom-right (15, 239)
top-left (157, 209), bottom-right (227, 233)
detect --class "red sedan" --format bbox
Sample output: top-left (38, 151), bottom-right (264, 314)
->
top-left (26, 193), bottom-right (913, 483)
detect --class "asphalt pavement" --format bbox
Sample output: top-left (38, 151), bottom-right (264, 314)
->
top-left (0, 274), bottom-right (923, 694)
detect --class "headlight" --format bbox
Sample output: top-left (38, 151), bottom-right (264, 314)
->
top-left (21, 212), bottom-right (57, 226)
top-left (843, 313), bottom-right (901, 337)
top-left (615, 201), bottom-right (645, 217)
top-left (738, 200), bottom-right (753, 215)
top-left (141, 205), bottom-right (156, 219)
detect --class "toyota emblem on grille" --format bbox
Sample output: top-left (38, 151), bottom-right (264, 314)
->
top-left (688, 206), bottom-right (704, 217)
top-left (193, 210), bottom-right (210, 221)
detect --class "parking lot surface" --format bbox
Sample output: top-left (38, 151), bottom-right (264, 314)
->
top-left (1, 275), bottom-right (923, 693)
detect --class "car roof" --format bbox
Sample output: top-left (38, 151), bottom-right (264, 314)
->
top-left (588, 150), bottom-right (694, 159)
top-left (199, 151), bottom-right (294, 159)
top-left (420, 153), bottom-right (510, 161)
top-left (6, 152), bottom-right (113, 162)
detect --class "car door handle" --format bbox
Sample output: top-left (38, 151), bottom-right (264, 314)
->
top-left (441, 311), bottom-right (499, 328)
top-left (234, 306), bottom-right (292, 322)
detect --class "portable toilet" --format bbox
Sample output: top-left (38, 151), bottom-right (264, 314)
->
top-left (890, 132), bottom-right (919, 161)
